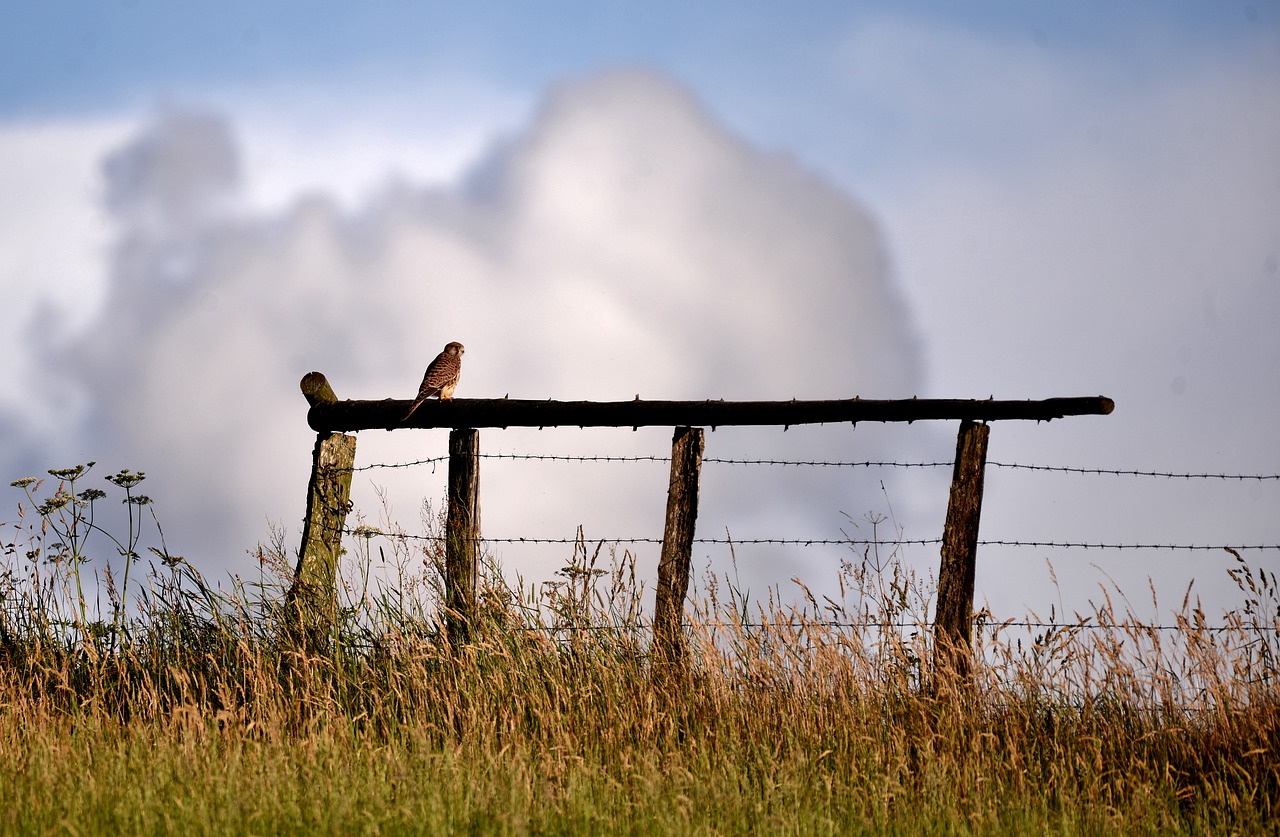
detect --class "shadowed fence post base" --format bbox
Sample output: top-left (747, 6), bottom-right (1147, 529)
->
top-left (653, 426), bottom-right (705, 671)
top-left (286, 430), bottom-right (356, 654)
top-left (446, 428), bottom-right (481, 645)
top-left (932, 419), bottom-right (990, 688)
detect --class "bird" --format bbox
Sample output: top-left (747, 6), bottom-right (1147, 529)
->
top-left (403, 341), bottom-right (464, 421)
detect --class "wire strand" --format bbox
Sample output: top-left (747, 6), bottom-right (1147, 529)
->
top-left (360, 451), bottom-right (1280, 481)
top-left (349, 456), bottom-right (448, 472)
top-left (344, 529), bottom-right (1278, 551)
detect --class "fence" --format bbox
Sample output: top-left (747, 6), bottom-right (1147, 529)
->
top-left (338, 453), bottom-right (1280, 645)
top-left (287, 371), bottom-right (1121, 676)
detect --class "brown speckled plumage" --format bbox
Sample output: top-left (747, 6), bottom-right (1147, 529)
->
top-left (403, 341), bottom-right (464, 420)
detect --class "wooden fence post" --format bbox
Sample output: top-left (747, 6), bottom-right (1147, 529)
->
top-left (293, 372), bottom-right (1111, 673)
top-left (446, 428), bottom-right (481, 644)
top-left (933, 419), bottom-right (990, 682)
top-left (287, 373), bottom-right (357, 652)
top-left (653, 426), bottom-right (705, 668)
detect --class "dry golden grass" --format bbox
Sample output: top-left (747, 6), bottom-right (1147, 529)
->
top-left (1, 469), bottom-right (1276, 833)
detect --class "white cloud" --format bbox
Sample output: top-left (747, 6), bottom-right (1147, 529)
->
top-left (0, 119), bottom-right (131, 413)
top-left (4, 70), bottom-right (926, 603)
top-left (10, 14), bottom-right (1273, 628)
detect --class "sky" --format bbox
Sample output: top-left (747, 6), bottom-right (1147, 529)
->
top-left (1, 1), bottom-right (1278, 628)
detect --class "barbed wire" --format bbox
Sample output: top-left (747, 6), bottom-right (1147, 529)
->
top-left (986, 462), bottom-right (1280, 480)
top-left (329, 612), bottom-right (1278, 636)
top-left (330, 451), bottom-right (1278, 649)
top-left (333, 621), bottom-right (1279, 648)
top-left (346, 528), bottom-right (1279, 552)
top-left (481, 453), bottom-right (671, 464)
top-left (479, 453), bottom-right (1280, 479)
top-left (346, 452), bottom-right (1280, 481)
top-left (976, 541), bottom-right (1280, 550)
top-left (349, 456), bottom-right (447, 472)
top-left (709, 457), bottom-right (944, 468)
top-left (339, 452), bottom-right (1277, 554)
top-left (713, 619), bottom-right (1279, 634)
top-left (488, 620), bottom-right (1277, 635)
top-left (474, 453), bottom-right (953, 468)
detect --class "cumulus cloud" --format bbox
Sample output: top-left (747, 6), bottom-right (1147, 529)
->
top-left (0, 120), bottom-right (129, 410)
top-left (103, 108), bottom-right (240, 238)
top-left (6, 20), bottom-right (1275, 626)
top-left (14, 70), bottom-right (926, 595)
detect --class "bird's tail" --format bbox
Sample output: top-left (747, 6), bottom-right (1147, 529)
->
top-left (402, 398), bottom-right (427, 421)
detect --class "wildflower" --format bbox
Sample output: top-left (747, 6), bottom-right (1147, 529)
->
top-left (108, 469), bottom-right (146, 489)
top-left (37, 490), bottom-right (73, 515)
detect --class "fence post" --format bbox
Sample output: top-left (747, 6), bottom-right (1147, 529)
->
top-left (933, 419), bottom-right (990, 682)
top-left (446, 428), bottom-right (481, 644)
top-left (288, 373), bottom-right (356, 652)
top-left (653, 425), bottom-right (705, 668)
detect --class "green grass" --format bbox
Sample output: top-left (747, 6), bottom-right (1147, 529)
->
top-left (1, 467), bottom-right (1277, 834)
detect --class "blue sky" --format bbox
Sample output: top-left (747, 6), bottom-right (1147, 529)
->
top-left (2, 1), bottom-right (1278, 622)
top-left (3, 2), bottom-right (1271, 116)
top-left (4, 3), bottom-right (1274, 194)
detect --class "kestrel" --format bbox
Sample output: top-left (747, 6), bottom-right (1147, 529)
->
top-left (403, 341), bottom-right (464, 420)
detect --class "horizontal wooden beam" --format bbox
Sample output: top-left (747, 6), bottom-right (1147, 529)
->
top-left (301, 373), bottom-right (1113, 431)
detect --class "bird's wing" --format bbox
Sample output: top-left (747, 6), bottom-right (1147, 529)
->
top-left (404, 351), bottom-right (457, 420)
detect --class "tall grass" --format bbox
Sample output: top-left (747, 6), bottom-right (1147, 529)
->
top-left (1, 466), bottom-right (1276, 833)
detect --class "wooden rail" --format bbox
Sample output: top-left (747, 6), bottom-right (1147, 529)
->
top-left (292, 371), bottom-right (1114, 676)
top-left (306, 391), bottom-right (1114, 432)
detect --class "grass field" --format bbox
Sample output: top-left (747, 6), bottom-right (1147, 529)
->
top-left (2, 467), bottom-right (1276, 833)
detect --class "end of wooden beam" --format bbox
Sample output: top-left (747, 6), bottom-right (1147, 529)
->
top-left (300, 372), bottom-right (338, 407)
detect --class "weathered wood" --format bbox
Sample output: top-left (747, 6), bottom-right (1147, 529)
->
top-left (445, 428), bottom-right (481, 644)
top-left (300, 371), bottom-right (338, 406)
top-left (653, 426), bottom-right (705, 667)
top-left (294, 372), bottom-right (1117, 682)
top-left (306, 391), bottom-right (1115, 432)
top-left (933, 420), bottom-right (991, 681)
top-left (286, 430), bottom-right (357, 652)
